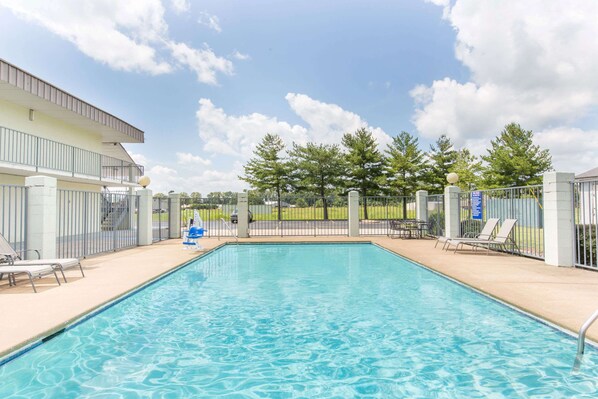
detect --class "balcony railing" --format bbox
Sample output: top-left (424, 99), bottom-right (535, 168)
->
top-left (0, 126), bottom-right (143, 184)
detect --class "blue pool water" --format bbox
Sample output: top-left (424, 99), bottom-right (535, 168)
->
top-left (2, 243), bottom-right (598, 398)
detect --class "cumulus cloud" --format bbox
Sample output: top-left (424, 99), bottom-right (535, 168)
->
top-left (129, 152), bottom-right (149, 166)
top-left (0, 0), bottom-right (233, 84)
top-left (170, 0), bottom-right (189, 14)
top-left (196, 93), bottom-right (392, 159)
top-left (148, 162), bottom-right (246, 194)
top-left (231, 50), bottom-right (251, 61)
top-left (176, 152), bottom-right (212, 166)
top-left (414, 0), bottom-right (598, 172)
top-left (198, 11), bottom-right (221, 33)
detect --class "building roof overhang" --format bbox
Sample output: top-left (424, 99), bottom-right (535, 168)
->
top-left (0, 59), bottom-right (144, 143)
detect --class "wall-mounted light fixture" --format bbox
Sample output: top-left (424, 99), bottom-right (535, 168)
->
top-left (29, 109), bottom-right (35, 121)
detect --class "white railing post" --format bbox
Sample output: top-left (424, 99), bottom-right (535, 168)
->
top-left (544, 172), bottom-right (575, 267)
top-left (348, 190), bottom-right (359, 237)
top-left (444, 185), bottom-right (461, 239)
top-left (168, 192), bottom-right (181, 239)
top-left (416, 190), bottom-right (428, 223)
top-left (237, 192), bottom-right (249, 238)
top-left (25, 175), bottom-right (57, 259)
top-left (137, 188), bottom-right (153, 245)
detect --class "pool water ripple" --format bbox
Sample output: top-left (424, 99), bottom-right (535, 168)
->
top-left (1, 243), bottom-right (598, 398)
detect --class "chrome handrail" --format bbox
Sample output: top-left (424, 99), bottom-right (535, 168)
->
top-left (220, 218), bottom-right (238, 244)
top-left (577, 309), bottom-right (598, 356)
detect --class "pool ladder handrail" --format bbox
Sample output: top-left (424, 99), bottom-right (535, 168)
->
top-left (219, 218), bottom-right (239, 244)
top-left (577, 308), bottom-right (598, 357)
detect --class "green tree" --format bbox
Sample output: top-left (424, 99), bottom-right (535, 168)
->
top-left (190, 192), bottom-right (202, 201)
top-left (481, 123), bottom-right (553, 187)
top-left (289, 142), bottom-right (346, 220)
top-left (153, 193), bottom-right (167, 199)
top-left (449, 148), bottom-right (482, 190)
top-left (424, 135), bottom-right (458, 194)
top-left (179, 192), bottom-right (189, 199)
top-left (385, 131), bottom-right (426, 217)
top-left (240, 133), bottom-right (292, 220)
top-left (342, 128), bottom-right (385, 219)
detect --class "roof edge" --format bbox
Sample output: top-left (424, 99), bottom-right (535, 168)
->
top-left (0, 58), bottom-right (144, 143)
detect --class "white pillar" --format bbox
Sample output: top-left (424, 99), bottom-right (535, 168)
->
top-left (237, 192), bottom-right (249, 238)
top-left (544, 172), bottom-right (575, 267)
top-left (169, 193), bottom-right (181, 239)
top-left (444, 185), bottom-right (461, 239)
top-left (348, 191), bottom-right (359, 237)
top-left (416, 190), bottom-right (428, 222)
top-left (25, 175), bottom-right (57, 260)
top-left (137, 189), bottom-right (153, 245)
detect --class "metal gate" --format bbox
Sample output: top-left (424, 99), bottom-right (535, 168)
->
top-left (573, 179), bottom-right (598, 269)
top-left (57, 189), bottom-right (139, 258)
top-left (180, 196), bottom-right (238, 238)
top-left (427, 194), bottom-right (445, 237)
top-left (359, 196), bottom-right (415, 235)
top-left (152, 197), bottom-right (170, 242)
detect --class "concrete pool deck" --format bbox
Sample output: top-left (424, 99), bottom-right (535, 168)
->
top-left (2, 236), bottom-right (598, 359)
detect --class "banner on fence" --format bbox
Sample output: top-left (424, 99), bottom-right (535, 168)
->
top-left (471, 191), bottom-right (483, 220)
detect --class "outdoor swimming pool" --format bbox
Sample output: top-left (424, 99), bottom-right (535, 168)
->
top-left (1, 243), bottom-right (598, 398)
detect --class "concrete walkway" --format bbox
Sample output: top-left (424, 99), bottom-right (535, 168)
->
top-left (2, 236), bottom-right (598, 358)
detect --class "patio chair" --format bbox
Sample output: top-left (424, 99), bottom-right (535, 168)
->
top-left (435, 218), bottom-right (500, 250)
top-left (0, 233), bottom-right (84, 282)
top-left (0, 264), bottom-right (62, 293)
top-left (452, 219), bottom-right (519, 254)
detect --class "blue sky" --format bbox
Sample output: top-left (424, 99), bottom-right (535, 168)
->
top-left (1, 0), bottom-right (597, 193)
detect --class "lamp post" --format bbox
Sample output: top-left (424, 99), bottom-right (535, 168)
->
top-left (447, 172), bottom-right (459, 185)
top-left (138, 175), bottom-right (151, 188)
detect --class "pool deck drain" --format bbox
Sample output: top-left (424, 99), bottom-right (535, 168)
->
top-left (2, 236), bottom-right (598, 358)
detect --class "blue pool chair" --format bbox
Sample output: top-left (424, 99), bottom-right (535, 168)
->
top-left (182, 226), bottom-right (205, 250)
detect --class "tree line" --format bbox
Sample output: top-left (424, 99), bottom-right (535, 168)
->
top-left (239, 123), bottom-right (553, 220)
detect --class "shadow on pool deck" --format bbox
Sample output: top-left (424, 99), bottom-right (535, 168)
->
top-left (2, 236), bottom-right (598, 358)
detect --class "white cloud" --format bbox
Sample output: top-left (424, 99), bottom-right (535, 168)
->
top-left (413, 0), bottom-right (598, 172)
top-left (196, 93), bottom-right (392, 159)
top-left (148, 162), bottom-right (246, 194)
top-left (167, 41), bottom-right (233, 84)
top-left (129, 152), bottom-right (149, 165)
top-left (176, 152), bottom-right (212, 166)
top-left (0, 0), bottom-right (233, 83)
top-left (170, 0), bottom-right (189, 14)
top-left (231, 50), bottom-right (250, 61)
top-left (535, 127), bottom-right (598, 174)
top-left (198, 11), bottom-right (221, 33)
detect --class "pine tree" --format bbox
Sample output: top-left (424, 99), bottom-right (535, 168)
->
top-left (385, 131), bottom-right (426, 216)
top-left (240, 133), bottom-right (292, 220)
top-left (481, 123), bottom-right (552, 188)
top-left (289, 142), bottom-right (346, 220)
top-left (424, 135), bottom-right (458, 194)
top-left (449, 148), bottom-right (482, 191)
top-left (342, 128), bottom-right (385, 219)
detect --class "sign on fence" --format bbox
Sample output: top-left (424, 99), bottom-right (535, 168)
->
top-left (471, 191), bottom-right (483, 220)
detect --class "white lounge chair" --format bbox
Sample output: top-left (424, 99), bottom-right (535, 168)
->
top-left (0, 233), bottom-right (84, 282)
top-left (0, 264), bottom-right (62, 293)
top-left (452, 219), bottom-right (519, 254)
top-left (436, 218), bottom-right (500, 251)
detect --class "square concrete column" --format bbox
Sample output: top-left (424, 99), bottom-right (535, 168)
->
top-left (237, 192), bottom-right (249, 238)
top-left (25, 175), bottom-right (57, 260)
top-left (348, 191), bottom-right (359, 237)
top-left (544, 172), bottom-right (575, 267)
top-left (137, 189), bottom-right (153, 245)
top-left (168, 192), bottom-right (181, 239)
top-left (444, 185), bottom-right (461, 239)
top-left (416, 190), bottom-right (428, 222)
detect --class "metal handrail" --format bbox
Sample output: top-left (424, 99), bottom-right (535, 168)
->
top-left (220, 218), bottom-right (238, 243)
top-left (577, 309), bottom-right (598, 356)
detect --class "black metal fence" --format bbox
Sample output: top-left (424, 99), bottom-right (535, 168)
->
top-left (458, 185), bottom-right (544, 259)
top-left (427, 194), bottom-right (444, 237)
top-left (359, 196), bottom-right (416, 235)
top-left (57, 190), bottom-right (139, 258)
top-left (152, 197), bottom-right (170, 242)
top-left (180, 196), bottom-right (238, 238)
top-left (0, 184), bottom-right (27, 253)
